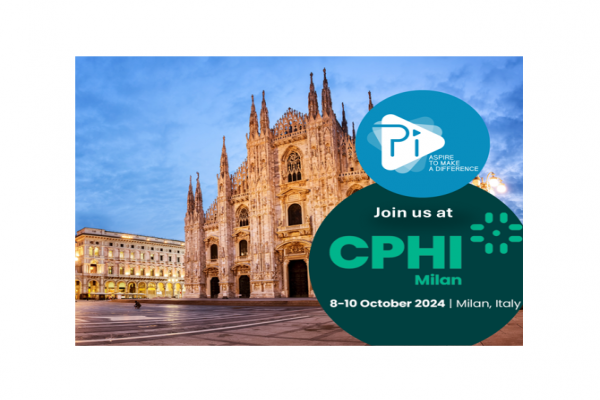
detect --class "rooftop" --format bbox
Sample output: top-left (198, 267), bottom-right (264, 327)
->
top-left (76, 227), bottom-right (185, 245)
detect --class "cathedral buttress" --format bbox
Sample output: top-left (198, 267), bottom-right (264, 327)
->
top-left (217, 136), bottom-right (234, 298)
top-left (247, 91), bottom-right (279, 297)
top-left (184, 173), bottom-right (207, 297)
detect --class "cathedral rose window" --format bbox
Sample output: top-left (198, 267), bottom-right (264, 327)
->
top-left (287, 152), bottom-right (302, 182)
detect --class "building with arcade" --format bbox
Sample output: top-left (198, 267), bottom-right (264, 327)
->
top-left (75, 228), bottom-right (186, 299)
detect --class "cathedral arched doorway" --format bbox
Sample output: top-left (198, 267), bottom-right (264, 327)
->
top-left (210, 277), bottom-right (220, 298)
top-left (239, 275), bottom-right (250, 298)
top-left (288, 260), bottom-right (308, 297)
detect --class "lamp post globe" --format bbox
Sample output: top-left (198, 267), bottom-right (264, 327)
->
top-left (471, 172), bottom-right (508, 196)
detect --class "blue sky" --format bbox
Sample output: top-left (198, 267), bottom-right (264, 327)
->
top-left (76, 57), bottom-right (523, 240)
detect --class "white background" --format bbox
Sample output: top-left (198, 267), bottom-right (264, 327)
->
top-left (1, 1), bottom-right (598, 399)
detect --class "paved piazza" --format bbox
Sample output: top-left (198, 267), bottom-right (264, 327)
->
top-left (76, 302), bottom-right (522, 346)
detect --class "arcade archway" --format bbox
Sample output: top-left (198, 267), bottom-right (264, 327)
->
top-left (88, 280), bottom-right (99, 294)
top-left (148, 283), bottom-right (156, 298)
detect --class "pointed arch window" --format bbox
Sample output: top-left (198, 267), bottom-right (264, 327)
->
top-left (288, 203), bottom-right (302, 226)
top-left (210, 244), bottom-right (218, 260)
top-left (287, 152), bottom-right (302, 182)
top-left (239, 208), bottom-right (249, 227)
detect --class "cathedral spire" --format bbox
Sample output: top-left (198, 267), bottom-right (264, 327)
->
top-left (220, 136), bottom-right (229, 174)
top-left (187, 175), bottom-right (195, 214)
top-left (260, 90), bottom-right (270, 137)
top-left (341, 102), bottom-right (348, 134)
top-left (195, 172), bottom-right (203, 215)
top-left (352, 122), bottom-right (356, 142)
top-left (249, 94), bottom-right (259, 138)
top-left (308, 72), bottom-right (319, 118)
top-left (368, 91), bottom-right (374, 111)
top-left (321, 68), bottom-right (333, 117)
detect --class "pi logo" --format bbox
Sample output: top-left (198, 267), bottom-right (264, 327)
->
top-left (377, 114), bottom-right (445, 170)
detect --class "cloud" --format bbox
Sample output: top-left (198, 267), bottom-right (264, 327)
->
top-left (76, 57), bottom-right (523, 239)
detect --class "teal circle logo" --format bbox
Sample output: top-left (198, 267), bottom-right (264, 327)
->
top-left (310, 184), bottom-right (523, 346)
top-left (356, 90), bottom-right (490, 198)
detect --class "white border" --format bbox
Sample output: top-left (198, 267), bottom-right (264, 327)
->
top-left (2, 0), bottom-right (598, 398)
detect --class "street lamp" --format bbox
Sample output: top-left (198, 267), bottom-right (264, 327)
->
top-left (471, 172), bottom-right (507, 195)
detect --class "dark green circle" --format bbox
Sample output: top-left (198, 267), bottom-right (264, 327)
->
top-left (310, 184), bottom-right (523, 345)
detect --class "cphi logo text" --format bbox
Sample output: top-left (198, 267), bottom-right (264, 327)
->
top-left (329, 236), bottom-right (463, 286)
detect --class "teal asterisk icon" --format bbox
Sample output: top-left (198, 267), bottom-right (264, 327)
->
top-left (470, 212), bottom-right (522, 254)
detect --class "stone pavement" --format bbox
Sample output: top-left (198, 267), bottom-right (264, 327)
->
top-left (75, 302), bottom-right (522, 346)
top-left (477, 310), bottom-right (523, 346)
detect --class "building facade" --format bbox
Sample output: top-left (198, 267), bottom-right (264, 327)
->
top-left (184, 69), bottom-right (373, 299)
top-left (75, 228), bottom-right (186, 299)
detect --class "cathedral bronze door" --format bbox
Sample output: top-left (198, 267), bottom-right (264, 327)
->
top-left (239, 275), bottom-right (250, 298)
top-left (288, 260), bottom-right (309, 297)
top-left (210, 277), bottom-right (220, 298)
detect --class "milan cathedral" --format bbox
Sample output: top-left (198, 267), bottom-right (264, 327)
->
top-left (184, 69), bottom-right (373, 298)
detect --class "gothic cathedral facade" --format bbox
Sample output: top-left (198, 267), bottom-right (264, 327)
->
top-left (184, 69), bottom-right (374, 298)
